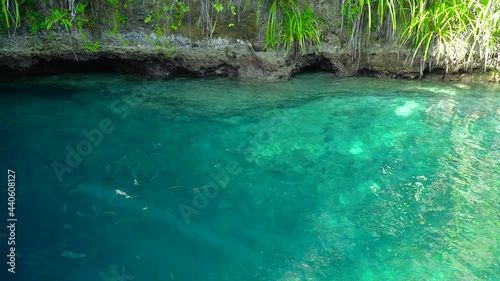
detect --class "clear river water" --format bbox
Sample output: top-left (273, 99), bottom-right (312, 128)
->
top-left (0, 73), bottom-right (499, 281)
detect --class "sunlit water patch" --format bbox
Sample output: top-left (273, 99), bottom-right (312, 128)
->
top-left (0, 73), bottom-right (499, 281)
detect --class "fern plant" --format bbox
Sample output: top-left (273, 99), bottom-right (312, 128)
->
top-left (45, 8), bottom-right (79, 61)
top-left (45, 9), bottom-right (72, 31)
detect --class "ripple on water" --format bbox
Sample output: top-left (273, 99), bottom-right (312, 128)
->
top-left (1, 74), bottom-right (499, 281)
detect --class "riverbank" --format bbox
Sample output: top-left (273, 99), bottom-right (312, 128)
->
top-left (1, 0), bottom-right (499, 82)
top-left (2, 33), bottom-right (499, 82)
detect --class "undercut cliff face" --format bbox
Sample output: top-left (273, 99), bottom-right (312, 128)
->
top-left (0, 0), bottom-right (499, 81)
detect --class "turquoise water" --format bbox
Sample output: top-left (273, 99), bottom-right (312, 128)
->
top-left (0, 73), bottom-right (499, 281)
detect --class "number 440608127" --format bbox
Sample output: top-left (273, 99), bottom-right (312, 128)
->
top-left (7, 169), bottom-right (15, 216)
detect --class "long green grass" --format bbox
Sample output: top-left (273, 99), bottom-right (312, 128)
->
top-left (263, 0), bottom-right (321, 54)
top-left (343, 0), bottom-right (500, 74)
top-left (1, 0), bottom-right (21, 32)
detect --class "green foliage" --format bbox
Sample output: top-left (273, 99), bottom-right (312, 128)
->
top-left (299, 7), bottom-right (321, 51)
top-left (142, 0), bottom-right (182, 56)
top-left (171, 0), bottom-right (189, 31)
top-left (1, 0), bottom-right (8, 28)
top-left (401, 0), bottom-right (469, 68)
top-left (342, 0), bottom-right (405, 34)
top-left (264, 0), bottom-right (322, 54)
top-left (214, 2), bottom-right (223, 12)
top-left (25, 9), bottom-right (45, 35)
top-left (228, 4), bottom-right (237, 27)
top-left (85, 41), bottom-right (100, 52)
top-left (1, 0), bottom-right (21, 32)
top-left (117, 33), bottom-right (129, 46)
top-left (210, 0), bottom-right (224, 36)
top-left (107, 0), bottom-right (120, 35)
top-left (161, 40), bottom-right (174, 57)
top-left (342, 0), bottom-right (500, 74)
top-left (341, 0), bottom-right (407, 58)
top-left (75, 2), bottom-right (100, 52)
top-left (469, 0), bottom-right (500, 71)
top-left (143, 0), bottom-right (189, 48)
top-left (75, 2), bottom-right (88, 33)
top-left (45, 9), bottom-right (72, 31)
top-left (151, 37), bottom-right (173, 57)
top-left (2, 0), bottom-right (497, 77)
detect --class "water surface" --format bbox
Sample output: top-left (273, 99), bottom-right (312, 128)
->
top-left (1, 73), bottom-right (499, 281)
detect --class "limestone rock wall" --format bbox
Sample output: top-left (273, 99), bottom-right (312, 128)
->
top-left (0, 0), bottom-right (498, 81)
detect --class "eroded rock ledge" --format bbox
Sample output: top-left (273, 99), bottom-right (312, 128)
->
top-left (1, 34), bottom-right (499, 82)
